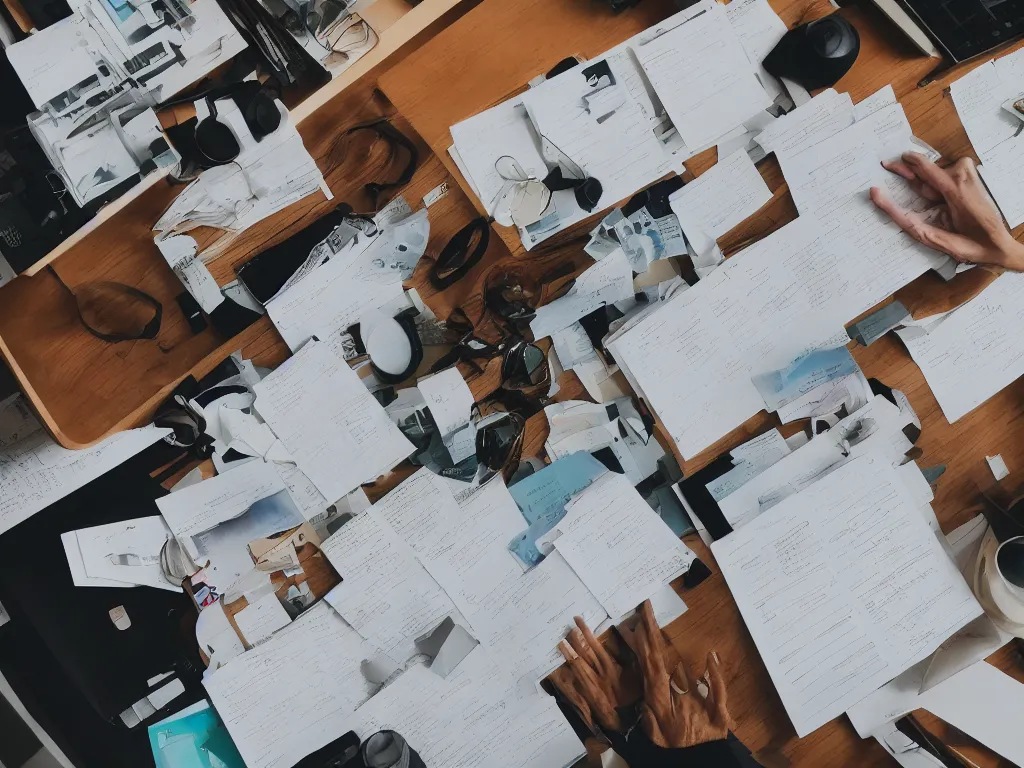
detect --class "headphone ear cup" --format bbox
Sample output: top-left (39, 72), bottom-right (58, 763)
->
top-left (575, 177), bottom-right (603, 212)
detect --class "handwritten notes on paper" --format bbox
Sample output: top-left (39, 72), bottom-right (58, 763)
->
top-left (634, 1), bottom-right (770, 151)
top-left (322, 512), bottom-right (455, 655)
top-left (0, 394), bottom-right (168, 537)
top-left (712, 454), bottom-right (982, 737)
top-left (669, 149), bottom-right (772, 256)
top-left (897, 272), bottom-right (1024, 423)
top-left (254, 340), bottom-right (413, 503)
top-left (204, 604), bottom-right (379, 768)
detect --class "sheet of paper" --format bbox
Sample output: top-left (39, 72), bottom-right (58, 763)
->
top-left (254, 340), bottom-right (414, 503)
top-left (725, 0), bottom-right (788, 101)
top-left (896, 272), bottom-right (1024, 423)
top-left (712, 453), bottom-right (982, 737)
top-left (780, 116), bottom-right (946, 320)
top-left (634, 2), bottom-right (771, 150)
top-left (353, 647), bottom-right (585, 768)
top-left (323, 512), bottom-right (455, 655)
top-left (7, 16), bottom-right (99, 108)
top-left (706, 429), bottom-right (791, 501)
top-left (0, 394), bottom-right (169, 537)
top-left (549, 473), bottom-right (694, 618)
top-left (669, 149), bottom-right (772, 256)
top-left (950, 61), bottom-right (1020, 164)
top-left (609, 217), bottom-right (851, 459)
top-left (417, 368), bottom-right (474, 439)
top-left (204, 603), bottom-right (379, 768)
top-left (75, 516), bottom-right (179, 592)
top-left (449, 98), bottom-right (546, 215)
top-left (854, 84), bottom-right (897, 120)
top-left (234, 592), bottom-right (292, 647)
top-left (61, 531), bottom-right (131, 588)
top-left (530, 249), bottom-right (635, 340)
top-left (978, 133), bottom-right (1024, 228)
top-left (157, 460), bottom-right (286, 547)
top-left (755, 89), bottom-right (855, 156)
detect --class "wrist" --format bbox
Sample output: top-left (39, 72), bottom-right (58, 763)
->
top-left (997, 238), bottom-right (1024, 271)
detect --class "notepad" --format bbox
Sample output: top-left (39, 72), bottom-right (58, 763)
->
top-left (712, 453), bottom-right (982, 737)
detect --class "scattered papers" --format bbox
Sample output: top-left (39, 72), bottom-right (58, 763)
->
top-left (71, 516), bottom-right (179, 592)
top-left (854, 84), bottom-right (897, 120)
top-left (530, 249), bottom-right (635, 340)
top-left (322, 512), bottom-right (455, 656)
top-left (253, 340), bottom-right (414, 502)
top-left (668, 148), bottom-right (772, 259)
top-left (508, 452), bottom-right (609, 568)
top-left (155, 234), bottom-right (226, 314)
top-left (0, 394), bottom-right (169, 538)
top-left (634, 2), bottom-right (771, 150)
top-left (519, 46), bottom-right (676, 249)
top-left (847, 301), bottom-right (911, 346)
top-left (546, 473), bottom-right (694, 619)
top-left (713, 453), bottom-right (982, 737)
top-left (752, 346), bottom-right (859, 413)
top-left (450, 98), bottom-right (546, 216)
top-left (755, 89), bottom-right (855, 156)
top-left (353, 647), bottom-right (585, 768)
top-left (950, 59), bottom-right (1021, 164)
top-left (204, 604), bottom-right (380, 768)
top-left (705, 429), bottom-right (791, 502)
top-left (896, 272), bottom-right (1024, 423)
top-left (609, 216), bottom-right (851, 459)
top-left (978, 134), bottom-right (1024, 229)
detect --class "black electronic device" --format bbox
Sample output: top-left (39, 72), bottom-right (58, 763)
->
top-left (899, 0), bottom-right (1024, 63)
top-left (763, 14), bottom-right (860, 91)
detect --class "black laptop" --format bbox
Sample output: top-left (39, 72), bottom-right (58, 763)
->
top-left (900, 0), bottom-right (1024, 63)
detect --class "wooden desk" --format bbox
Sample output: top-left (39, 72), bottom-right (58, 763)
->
top-left (375, 0), bottom-right (1024, 764)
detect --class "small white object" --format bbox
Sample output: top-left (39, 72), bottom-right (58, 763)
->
top-left (423, 181), bottom-right (450, 207)
top-left (147, 671), bottom-right (174, 688)
top-left (109, 605), bottom-right (132, 631)
top-left (147, 678), bottom-right (185, 710)
top-left (987, 454), bottom-right (1010, 481)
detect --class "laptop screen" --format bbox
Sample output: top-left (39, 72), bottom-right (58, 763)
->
top-left (902, 0), bottom-right (1024, 62)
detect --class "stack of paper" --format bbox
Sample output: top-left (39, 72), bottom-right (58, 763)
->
top-left (712, 452), bottom-right (982, 737)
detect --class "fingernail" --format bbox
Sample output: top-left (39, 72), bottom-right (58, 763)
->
top-left (560, 640), bottom-right (578, 660)
top-left (712, 650), bottom-right (720, 665)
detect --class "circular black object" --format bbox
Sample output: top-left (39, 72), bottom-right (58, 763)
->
top-left (763, 14), bottom-right (860, 91)
top-left (194, 99), bottom-right (240, 166)
top-left (430, 217), bottom-right (490, 290)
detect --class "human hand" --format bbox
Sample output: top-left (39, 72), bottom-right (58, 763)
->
top-left (552, 615), bottom-right (636, 733)
top-left (870, 152), bottom-right (1024, 271)
top-left (634, 600), bottom-right (732, 748)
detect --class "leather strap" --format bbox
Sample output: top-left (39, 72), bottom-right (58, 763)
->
top-left (430, 217), bottom-right (490, 290)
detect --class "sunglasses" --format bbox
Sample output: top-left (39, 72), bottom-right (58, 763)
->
top-left (429, 335), bottom-right (550, 397)
top-left (473, 407), bottom-right (525, 484)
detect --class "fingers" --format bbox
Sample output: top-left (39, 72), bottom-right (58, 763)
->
top-left (567, 627), bottom-right (601, 671)
top-left (640, 704), bottom-right (667, 747)
top-left (704, 650), bottom-right (730, 726)
top-left (881, 158), bottom-right (916, 181)
top-left (550, 670), bottom-right (595, 732)
top-left (574, 615), bottom-right (613, 674)
top-left (870, 186), bottom-right (927, 239)
top-left (636, 601), bottom-right (668, 683)
top-left (881, 158), bottom-right (941, 201)
top-left (901, 152), bottom-right (957, 198)
top-left (670, 662), bottom-right (691, 695)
